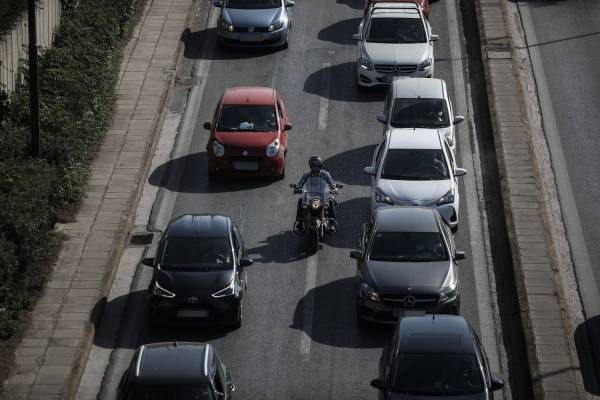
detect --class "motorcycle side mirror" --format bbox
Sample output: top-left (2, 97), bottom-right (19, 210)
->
top-left (363, 166), bottom-right (376, 176)
top-left (453, 115), bottom-right (465, 125)
top-left (376, 113), bottom-right (386, 124)
top-left (454, 250), bottom-right (466, 260)
top-left (350, 250), bottom-right (362, 259)
top-left (203, 122), bottom-right (212, 130)
top-left (239, 257), bottom-right (254, 267)
top-left (141, 257), bottom-right (154, 267)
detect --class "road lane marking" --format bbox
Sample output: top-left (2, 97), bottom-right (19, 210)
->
top-left (300, 253), bottom-right (318, 360)
top-left (318, 62), bottom-right (331, 130)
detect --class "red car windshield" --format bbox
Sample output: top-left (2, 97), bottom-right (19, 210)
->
top-left (217, 105), bottom-right (278, 132)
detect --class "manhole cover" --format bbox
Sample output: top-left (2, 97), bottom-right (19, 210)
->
top-left (129, 233), bottom-right (154, 246)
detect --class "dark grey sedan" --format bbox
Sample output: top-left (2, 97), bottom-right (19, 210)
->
top-left (213, 0), bottom-right (295, 48)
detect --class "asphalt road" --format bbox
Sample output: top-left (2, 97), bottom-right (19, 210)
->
top-left (92, 0), bottom-right (517, 398)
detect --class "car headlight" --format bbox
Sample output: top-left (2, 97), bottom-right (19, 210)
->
top-left (439, 267), bottom-right (457, 303)
top-left (359, 53), bottom-right (374, 71)
top-left (437, 189), bottom-right (455, 205)
top-left (360, 283), bottom-right (380, 302)
top-left (212, 141), bottom-right (225, 157)
top-left (374, 188), bottom-right (393, 205)
top-left (418, 58), bottom-right (432, 71)
top-left (310, 198), bottom-right (321, 210)
top-left (212, 278), bottom-right (235, 298)
top-left (266, 139), bottom-right (280, 157)
top-left (153, 281), bottom-right (175, 299)
top-left (219, 18), bottom-right (235, 32)
top-left (268, 20), bottom-right (284, 32)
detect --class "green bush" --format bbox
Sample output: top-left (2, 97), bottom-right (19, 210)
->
top-left (0, 0), bottom-right (141, 339)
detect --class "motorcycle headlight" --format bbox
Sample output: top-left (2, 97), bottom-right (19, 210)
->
top-left (418, 58), bottom-right (432, 71)
top-left (268, 19), bottom-right (284, 32)
top-left (439, 267), bottom-right (457, 303)
top-left (266, 139), bottom-right (280, 157)
top-left (212, 278), bottom-right (235, 298)
top-left (153, 281), bottom-right (175, 299)
top-left (310, 198), bottom-right (321, 210)
top-left (359, 53), bottom-right (374, 71)
top-left (374, 188), bottom-right (393, 205)
top-left (360, 283), bottom-right (380, 302)
top-left (212, 141), bottom-right (225, 157)
top-left (437, 189), bottom-right (455, 205)
top-left (219, 18), bottom-right (235, 32)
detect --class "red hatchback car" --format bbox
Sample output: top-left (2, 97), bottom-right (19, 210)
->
top-left (204, 87), bottom-right (292, 180)
top-left (364, 0), bottom-right (430, 18)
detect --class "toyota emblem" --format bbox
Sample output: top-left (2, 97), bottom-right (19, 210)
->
top-left (248, 27), bottom-right (255, 32)
top-left (242, 150), bottom-right (248, 156)
top-left (403, 295), bottom-right (416, 308)
top-left (187, 296), bottom-right (199, 304)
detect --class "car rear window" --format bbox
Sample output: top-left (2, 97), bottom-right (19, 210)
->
top-left (390, 98), bottom-right (450, 128)
top-left (370, 231), bottom-right (448, 262)
top-left (217, 105), bottom-right (278, 132)
top-left (367, 17), bottom-right (426, 43)
top-left (161, 238), bottom-right (232, 270)
top-left (382, 149), bottom-right (449, 180)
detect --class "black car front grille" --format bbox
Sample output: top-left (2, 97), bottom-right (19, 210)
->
top-left (374, 64), bottom-right (418, 74)
top-left (381, 293), bottom-right (439, 308)
top-left (234, 27), bottom-right (270, 32)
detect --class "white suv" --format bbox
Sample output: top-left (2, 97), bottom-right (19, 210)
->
top-left (353, 2), bottom-right (437, 87)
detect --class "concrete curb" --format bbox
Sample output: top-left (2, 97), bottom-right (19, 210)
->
top-left (474, 0), bottom-right (584, 398)
top-left (63, 0), bottom-right (200, 398)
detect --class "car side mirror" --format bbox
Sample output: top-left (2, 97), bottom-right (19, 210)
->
top-left (454, 250), bottom-right (466, 260)
top-left (203, 122), bottom-right (212, 130)
top-left (142, 257), bottom-right (154, 267)
top-left (286, 0), bottom-right (295, 6)
top-left (453, 115), bottom-right (465, 125)
top-left (212, 0), bottom-right (223, 7)
top-left (454, 168), bottom-right (467, 177)
top-left (284, 122), bottom-right (293, 131)
top-left (240, 257), bottom-right (254, 267)
top-left (490, 377), bottom-right (505, 391)
top-left (430, 34), bottom-right (439, 42)
top-left (376, 113), bottom-right (386, 124)
top-left (352, 33), bottom-right (361, 41)
top-left (363, 166), bottom-right (376, 176)
top-left (370, 379), bottom-right (385, 390)
top-left (350, 250), bottom-right (362, 259)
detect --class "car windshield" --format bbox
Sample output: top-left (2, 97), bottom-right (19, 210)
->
top-left (392, 354), bottom-right (484, 395)
top-left (382, 149), bottom-right (449, 180)
top-left (370, 231), bottom-right (448, 262)
top-left (217, 105), bottom-right (278, 132)
top-left (390, 99), bottom-right (450, 128)
top-left (367, 17), bottom-right (426, 43)
top-left (132, 384), bottom-right (215, 400)
top-left (225, 0), bottom-right (281, 9)
top-left (161, 238), bottom-right (233, 270)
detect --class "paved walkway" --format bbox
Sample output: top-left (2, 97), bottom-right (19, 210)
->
top-left (0, 0), bottom-right (196, 398)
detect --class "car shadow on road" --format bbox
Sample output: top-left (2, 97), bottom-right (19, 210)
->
top-left (318, 18), bottom-right (362, 45)
top-left (248, 230), bottom-right (313, 264)
top-left (574, 315), bottom-right (600, 395)
top-left (324, 197), bottom-right (370, 250)
top-left (303, 62), bottom-right (387, 102)
top-left (290, 277), bottom-right (393, 348)
top-left (148, 152), bottom-right (273, 194)
top-left (323, 144), bottom-right (376, 186)
top-left (336, 0), bottom-right (364, 10)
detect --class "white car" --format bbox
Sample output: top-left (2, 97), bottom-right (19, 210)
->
top-left (377, 77), bottom-right (465, 149)
top-left (353, 2), bottom-right (437, 87)
top-left (364, 129), bottom-right (467, 231)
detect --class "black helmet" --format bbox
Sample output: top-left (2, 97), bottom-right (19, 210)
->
top-left (309, 155), bottom-right (323, 169)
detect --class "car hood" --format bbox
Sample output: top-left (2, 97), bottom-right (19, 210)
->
top-left (365, 260), bottom-right (449, 294)
top-left (215, 131), bottom-right (278, 148)
top-left (363, 42), bottom-right (430, 65)
top-left (156, 268), bottom-right (233, 296)
top-left (389, 392), bottom-right (487, 400)
top-left (223, 7), bottom-right (282, 27)
top-left (377, 178), bottom-right (451, 205)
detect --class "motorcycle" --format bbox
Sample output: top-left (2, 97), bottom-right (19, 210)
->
top-left (290, 180), bottom-right (342, 252)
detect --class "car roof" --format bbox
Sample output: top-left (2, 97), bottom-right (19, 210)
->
top-left (165, 214), bottom-right (230, 239)
top-left (375, 206), bottom-right (440, 233)
top-left (392, 78), bottom-right (446, 99)
top-left (396, 315), bottom-right (476, 354)
top-left (222, 86), bottom-right (275, 106)
top-left (387, 129), bottom-right (443, 150)
top-left (133, 342), bottom-right (214, 385)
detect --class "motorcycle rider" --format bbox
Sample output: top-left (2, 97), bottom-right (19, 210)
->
top-left (294, 155), bottom-right (339, 232)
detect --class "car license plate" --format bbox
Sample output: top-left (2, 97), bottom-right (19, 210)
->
top-left (177, 309), bottom-right (209, 318)
top-left (240, 33), bottom-right (263, 42)
top-left (393, 308), bottom-right (425, 318)
top-left (233, 161), bottom-right (259, 171)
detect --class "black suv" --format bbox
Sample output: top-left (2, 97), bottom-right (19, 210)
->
top-left (117, 342), bottom-right (234, 400)
top-left (144, 214), bottom-right (253, 328)
top-left (351, 206), bottom-right (464, 322)
top-left (371, 315), bottom-right (504, 399)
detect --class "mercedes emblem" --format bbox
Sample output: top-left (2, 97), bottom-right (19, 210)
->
top-left (248, 27), bottom-right (255, 32)
top-left (403, 295), bottom-right (416, 308)
top-left (187, 296), bottom-right (199, 304)
top-left (242, 150), bottom-right (248, 156)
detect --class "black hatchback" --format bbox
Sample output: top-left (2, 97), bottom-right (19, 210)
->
top-left (144, 214), bottom-right (253, 328)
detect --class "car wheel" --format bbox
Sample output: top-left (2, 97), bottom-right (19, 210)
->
top-left (229, 302), bottom-right (242, 329)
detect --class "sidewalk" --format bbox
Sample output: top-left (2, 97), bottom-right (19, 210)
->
top-left (0, 0), bottom-right (196, 398)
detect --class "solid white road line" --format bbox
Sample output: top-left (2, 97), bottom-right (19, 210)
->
top-left (300, 254), bottom-right (318, 360)
top-left (318, 62), bottom-right (331, 130)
